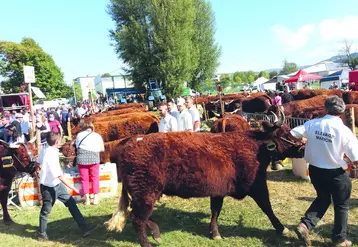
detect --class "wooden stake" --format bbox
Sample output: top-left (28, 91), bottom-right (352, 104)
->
top-left (345, 107), bottom-right (356, 135)
top-left (67, 120), bottom-right (72, 141)
top-left (28, 83), bottom-right (35, 139)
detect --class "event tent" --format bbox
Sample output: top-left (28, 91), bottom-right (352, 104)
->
top-left (251, 77), bottom-right (269, 87)
top-left (320, 69), bottom-right (349, 89)
top-left (285, 69), bottom-right (322, 83)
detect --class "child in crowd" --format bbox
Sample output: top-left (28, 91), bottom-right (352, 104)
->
top-left (36, 131), bottom-right (95, 240)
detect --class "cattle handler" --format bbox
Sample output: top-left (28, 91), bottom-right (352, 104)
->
top-left (291, 95), bottom-right (358, 247)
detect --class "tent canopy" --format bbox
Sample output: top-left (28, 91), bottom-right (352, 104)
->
top-left (320, 69), bottom-right (349, 82)
top-left (285, 69), bottom-right (322, 83)
top-left (251, 77), bottom-right (269, 86)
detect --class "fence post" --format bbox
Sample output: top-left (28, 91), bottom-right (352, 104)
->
top-left (67, 120), bottom-right (72, 141)
top-left (202, 103), bottom-right (208, 121)
top-left (345, 107), bottom-right (356, 135)
top-left (35, 129), bottom-right (42, 153)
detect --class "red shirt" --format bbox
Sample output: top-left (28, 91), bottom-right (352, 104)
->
top-left (48, 120), bottom-right (61, 133)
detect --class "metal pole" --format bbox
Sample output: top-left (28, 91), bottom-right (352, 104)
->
top-left (72, 81), bottom-right (77, 105)
top-left (28, 83), bottom-right (35, 139)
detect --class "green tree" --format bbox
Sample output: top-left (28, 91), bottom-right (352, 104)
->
top-left (233, 73), bottom-right (243, 84)
top-left (188, 0), bottom-right (221, 92)
top-left (0, 38), bottom-right (71, 99)
top-left (340, 40), bottom-right (358, 71)
top-left (269, 71), bottom-right (278, 79)
top-left (108, 0), bottom-right (220, 98)
top-left (73, 82), bottom-right (83, 101)
top-left (219, 73), bottom-right (232, 88)
top-left (102, 73), bottom-right (111, 77)
top-left (280, 59), bottom-right (298, 75)
top-left (258, 71), bottom-right (270, 79)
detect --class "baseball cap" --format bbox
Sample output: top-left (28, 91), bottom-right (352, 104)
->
top-left (177, 98), bottom-right (185, 106)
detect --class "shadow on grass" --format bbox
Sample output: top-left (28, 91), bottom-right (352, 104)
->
top-left (267, 168), bottom-right (310, 183)
top-left (0, 204), bottom-right (328, 247)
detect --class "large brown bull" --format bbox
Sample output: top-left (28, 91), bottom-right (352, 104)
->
top-left (297, 104), bottom-right (358, 127)
top-left (283, 95), bottom-right (328, 117)
top-left (290, 89), bottom-right (342, 100)
top-left (343, 91), bottom-right (358, 104)
top-left (106, 116), bottom-right (305, 247)
top-left (210, 114), bottom-right (250, 133)
top-left (0, 142), bottom-right (38, 224)
top-left (109, 103), bottom-right (146, 110)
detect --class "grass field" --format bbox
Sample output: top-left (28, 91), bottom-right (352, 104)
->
top-left (2, 163), bottom-right (358, 247)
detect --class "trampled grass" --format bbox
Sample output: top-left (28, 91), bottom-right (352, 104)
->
top-left (2, 163), bottom-right (358, 247)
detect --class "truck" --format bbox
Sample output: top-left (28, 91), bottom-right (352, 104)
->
top-left (0, 93), bottom-right (31, 112)
top-left (146, 80), bottom-right (166, 111)
top-left (106, 87), bottom-right (146, 104)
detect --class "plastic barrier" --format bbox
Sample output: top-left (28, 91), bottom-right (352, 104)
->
top-left (17, 163), bottom-right (118, 207)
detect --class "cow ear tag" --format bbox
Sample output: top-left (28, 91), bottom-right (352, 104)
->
top-left (266, 142), bottom-right (276, 151)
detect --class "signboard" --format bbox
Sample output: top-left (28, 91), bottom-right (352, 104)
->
top-left (31, 86), bottom-right (46, 98)
top-left (23, 66), bottom-right (36, 83)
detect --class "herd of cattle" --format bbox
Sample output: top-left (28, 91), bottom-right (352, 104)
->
top-left (1, 89), bottom-right (358, 247)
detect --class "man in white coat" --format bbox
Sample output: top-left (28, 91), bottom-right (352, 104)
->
top-left (177, 98), bottom-right (193, 132)
top-left (185, 97), bottom-right (201, 132)
top-left (158, 103), bottom-right (177, 133)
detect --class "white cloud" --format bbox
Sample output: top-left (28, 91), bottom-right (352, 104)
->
top-left (319, 16), bottom-right (358, 42)
top-left (271, 24), bottom-right (315, 51)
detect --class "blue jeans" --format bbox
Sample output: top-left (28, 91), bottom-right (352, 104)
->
top-left (39, 183), bottom-right (87, 234)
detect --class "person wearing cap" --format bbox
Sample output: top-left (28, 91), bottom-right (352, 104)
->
top-left (5, 123), bottom-right (25, 146)
top-left (185, 96), bottom-right (201, 132)
top-left (291, 95), bottom-right (358, 247)
top-left (176, 98), bottom-right (193, 132)
top-left (167, 99), bottom-right (179, 122)
top-left (12, 113), bottom-right (23, 136)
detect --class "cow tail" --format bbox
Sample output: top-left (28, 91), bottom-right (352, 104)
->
top-left (222, 117), bottom-right (227, 133)
top-left (105, 182), bottom-right (131, 232)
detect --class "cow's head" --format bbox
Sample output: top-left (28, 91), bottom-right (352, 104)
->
top-left (0, 141), bottom-right (38, 177)
top-left (260, 111), bottom-right (305, 160)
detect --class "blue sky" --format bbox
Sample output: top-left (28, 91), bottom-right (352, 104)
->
top-left (1, 0), bottom-right (358, 83)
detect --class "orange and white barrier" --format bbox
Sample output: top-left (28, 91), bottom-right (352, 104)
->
top-left (17, 163), bottom-right (118, 207)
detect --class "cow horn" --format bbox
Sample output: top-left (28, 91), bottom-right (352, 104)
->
top-left (275, 109), bottom-right (285, 127)
top-left (270, 111), bottom-right (279, 123)
top-left (213, 111), bottom-right (221, 118)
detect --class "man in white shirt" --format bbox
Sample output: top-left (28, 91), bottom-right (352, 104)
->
top-left (177, 98), bottom-right (193, 132)
top-left (291, 96), bottom-right (358, 247)
top-left (36, 132), bottom-right (94, 240)
top-left (158, 103), bottom-right (177, 133)
top-left (185, 97), bottom-right (201, 132)
top-left (167, 100), bottom-right (179, 122)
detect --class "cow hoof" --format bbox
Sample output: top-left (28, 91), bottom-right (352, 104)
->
top-left (213, 235), bottom-right (222, 240)
top-left (153, 237), bottom-right (161, 244)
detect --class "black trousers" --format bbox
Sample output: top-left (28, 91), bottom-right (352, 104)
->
top-left (301, 165), bottom-right (352, 243)
top-left (39, 183), bottom-right (87, 234)
top-left (61, 122), bottom-right (68, 136)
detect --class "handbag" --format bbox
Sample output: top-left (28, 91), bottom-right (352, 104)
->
top-left (73, 132), bottom-right (92, 166)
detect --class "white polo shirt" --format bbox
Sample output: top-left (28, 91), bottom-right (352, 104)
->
top-left (290, 114), bottom-right (358, 169)
top-left (188, 106), bottom-right (200, 131)
top-left (159, 114), bottom-right (178, 132)
top-left (178, 110), bottom-right (193, 132)
top-left (37, 145), bottom-right (63, 187)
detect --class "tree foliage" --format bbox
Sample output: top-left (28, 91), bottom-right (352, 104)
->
top-left (102, 73), bottom-right (111, 77)
top-left (269, 71), bottom-right (278, 79)
top-left (73, 82), bottom-right (83, 101)
top-left (340, 40), bottom-right (358, 71)
top-left (219, 73), bottom-right (233, 88)
top-left (257, 71), bottom-right (270, 79)
top-left (0, 38), bottom-right (71, 99)
top-left (108, 0), bottom-right (220, 98)
top-left (280, 59), bottom-right (298, 75)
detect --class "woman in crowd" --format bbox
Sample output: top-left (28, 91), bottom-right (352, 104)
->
top-left (5, 123), bottom-right (25, 146)
top-left (75, 120), bottom-right (104, 205)
top-left (35, 114), bottom-right (50, 141)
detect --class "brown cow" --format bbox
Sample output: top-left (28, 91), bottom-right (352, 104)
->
top-left (210, 114), bottom-right (250, 133)
top-left (109, 103), bottom-right (146, 110)
top-left (283, 95), bottom-right (328, 117)
top-left (0, 142), bottom-right (38, 224)
top-left (290, 89), bottom-right (342, 100)
top-left (106, 115), bottom-right (305, 247)
top-left (343, 91), bottom-right (358, 104)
